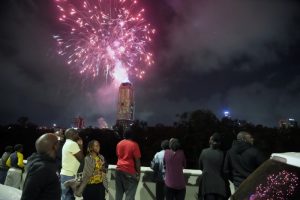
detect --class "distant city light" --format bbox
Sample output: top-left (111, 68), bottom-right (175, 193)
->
top-left (224, 110), bottom-right (231, 117)
top-left (279, 118), bottom-right (298, 128)
top-left (53, 123), bottom-right (57, 127)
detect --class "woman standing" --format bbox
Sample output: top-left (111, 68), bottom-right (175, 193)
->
top-left (68, 140), bottom-right (108, 200)
top-left (198, 133), bottom-right (230, 200)
top-left (164, 138), bottom-right (186, 200)
top-left (0, 146), bottom-right (13, 184)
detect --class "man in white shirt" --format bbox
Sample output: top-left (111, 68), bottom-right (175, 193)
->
top-left (150, 140), bottom-right (169, 200)
top-left (60, 129), bottom-right (83, 200)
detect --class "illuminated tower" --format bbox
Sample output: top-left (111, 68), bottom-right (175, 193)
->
top-left (116, 82), bottom-right (134, 129)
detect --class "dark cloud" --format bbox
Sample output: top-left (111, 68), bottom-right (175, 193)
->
top-left (0, 0), bottom-right (299, 127)
top-left (162, 0), bottom-right (299, 71)
top-left (135, 0), bottom-right (300, 126)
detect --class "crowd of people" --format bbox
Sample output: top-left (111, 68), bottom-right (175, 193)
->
top-left (150, 131), bottom-right (265, 200)
top-left (0, 126), bottom-right (265, 200)
top-left (0, 144), bottom-right (24, 188)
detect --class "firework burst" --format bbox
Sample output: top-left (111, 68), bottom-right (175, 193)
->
top-left (53, 0), bottom-right (155, 83)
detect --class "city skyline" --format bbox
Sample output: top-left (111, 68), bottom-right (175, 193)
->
top-left (0, 0), bottom-right (300, 127)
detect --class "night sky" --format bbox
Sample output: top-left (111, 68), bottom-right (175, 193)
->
top-left (0, 0), bottom-right (300, 127)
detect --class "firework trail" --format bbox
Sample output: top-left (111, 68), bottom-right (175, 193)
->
top-left (53, 0), bottom-right (155, 83)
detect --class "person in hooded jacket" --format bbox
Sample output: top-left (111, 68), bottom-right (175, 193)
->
top-left (223, 131), bottom-right (265, 189)
top-left (21, 133), bottom-right (61, 200)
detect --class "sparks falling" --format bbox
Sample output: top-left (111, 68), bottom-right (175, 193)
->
top-left (53, 0), bottom-right (155, 83)
top-left (249, 170), bottom-right (299, 200)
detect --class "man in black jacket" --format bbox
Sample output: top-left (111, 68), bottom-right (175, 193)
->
top-left (21, 133), bottom-right (61, 200)
top-left (224, 131), bottom-right (265, 189)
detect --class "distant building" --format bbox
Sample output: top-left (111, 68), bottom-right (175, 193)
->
top-left (73, 116), bottom-right (85, 129)
top-left (279, 118), bottom-right (298, 128)
top-left (116, 82), bottom-right (135, 130)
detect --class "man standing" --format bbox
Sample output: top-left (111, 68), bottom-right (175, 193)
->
top-left (61, 128), bottom-right (84, 200)
top-left (4, 144), bottom-right (24, 189)
top-left (115, 127), bottom-right (141, 200)
top-left (21, 133), bottom-right (61, 200)
top-left (150, 140), bottom-right (169, 200)
top-left (198, 133), bottom-right (230, 200)
top-left (224, 131), bottom-right (265, 189)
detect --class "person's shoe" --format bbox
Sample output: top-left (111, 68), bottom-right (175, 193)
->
top-left (74, 195), bottom-right (83, 200)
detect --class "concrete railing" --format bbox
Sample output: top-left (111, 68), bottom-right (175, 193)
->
top-left (106, 165), bottom-right (203, 200)
top-left (20, 161), bottom-right (233, 199)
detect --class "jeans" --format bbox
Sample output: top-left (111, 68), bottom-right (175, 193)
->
top-left (165, 186), bottom-right (186, 200)
top-left (115, 170), bottom-right (138, 200)
top-left (61, 175), bottom-right (75, 200)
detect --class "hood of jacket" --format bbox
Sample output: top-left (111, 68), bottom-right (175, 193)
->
top-left (26, 153), bottom-right (56, 172)
top-left (231, 140), bottom-right (252, 154)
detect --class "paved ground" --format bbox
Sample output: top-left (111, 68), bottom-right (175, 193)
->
top-left (0, 184), bottom-right (22, 200)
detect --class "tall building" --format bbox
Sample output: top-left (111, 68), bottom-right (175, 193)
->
top-left (116, 82), bottom-right (134, 130)
top-left (73, 116), bottom-right (85, 129)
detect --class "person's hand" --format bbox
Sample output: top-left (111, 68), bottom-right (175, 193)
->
top-left (76, 137), bottom-right (83, 150)
top-left (135, 173), bottom-right (141, 181)
top-left (101, 166), bottom-right (107, 173)
top-left (76, 137), bottom-right (83, 146)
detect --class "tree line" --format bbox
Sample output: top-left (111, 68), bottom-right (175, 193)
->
top-left (1, 109), bottom-right (299, 169)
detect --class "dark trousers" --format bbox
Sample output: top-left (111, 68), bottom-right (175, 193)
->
top-left (82, 183), bottom-right (106, 200)
top-left (204, 194), bottom-right (226, 200)
top-left (156, 181), bottom-right (165, 200)
top-left (165, 186), bottom-right (186, 200)
top-left (115, 170), bottom-right (138, 200)
top-left (0, 169), bottom-right (8, 184)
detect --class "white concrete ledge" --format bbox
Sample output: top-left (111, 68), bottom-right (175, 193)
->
top-left (106, 165), bottom-right (202, 200)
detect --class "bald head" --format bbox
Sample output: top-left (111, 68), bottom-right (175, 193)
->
top-left (237, 131), bottom-right (254, 145)
top-left (35, 133), bottom-right (58, 159)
